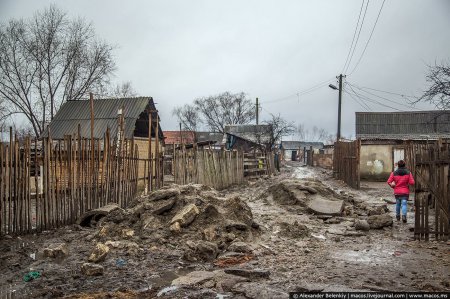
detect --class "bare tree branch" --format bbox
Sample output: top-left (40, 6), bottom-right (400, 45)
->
top-left (172, 104), bottom-right (201, 132)
top-left (0, 4), bottom-right (115, 137)
top-left (415, 61), bottom-right (450, 109)
top-left (263, 114), bottom-right (295, 150)
top-left (193, 91), bottom-right (255, 133)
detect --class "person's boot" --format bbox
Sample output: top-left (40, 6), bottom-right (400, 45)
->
top-left (396, 215), bottom-right (400, 221)
top-left (402, 215), bottom-right (407, 223)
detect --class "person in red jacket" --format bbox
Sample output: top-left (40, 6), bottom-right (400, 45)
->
top-left (387, 160), bottom-right (415, 223)
top-left (387, 160), bottom-right (414, 223)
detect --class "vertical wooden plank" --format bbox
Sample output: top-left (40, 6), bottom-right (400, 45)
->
top-left (155, 114), bottom-right (160, 190)
top-left (0, 135), bottom-right (4, 235)
top-left (148, 111), bottom-right (153, 192)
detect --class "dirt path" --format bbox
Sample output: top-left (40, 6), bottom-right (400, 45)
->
top-left (0, 164), bottom-right (448, 298)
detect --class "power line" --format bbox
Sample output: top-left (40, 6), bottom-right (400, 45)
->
top-left (348, 0), bottom-right (386, 76)
top-left (344, 0), bottom-right (370, 74)
top-left (347, 85), bottom-right (408, 111)
top-left (262, 77), bottom-right (334, 104)
top-left (341, 0), bottom-right (366, 74)
top-left (344, 89), bottom-right (371, 111)
top-left (343, 85), bottom-right (371, 111)
top-left (347, 82), bottom-right (422, 111)
top-left (353, 84), bottom-right (419, 99)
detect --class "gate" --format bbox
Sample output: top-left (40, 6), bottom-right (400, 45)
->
top-left (414, 140), bottom-right (449, 241)
top-left (333, 139), bottom-right (361, 189)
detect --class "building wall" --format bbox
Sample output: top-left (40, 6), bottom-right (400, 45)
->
top-left (283, 149), bottom-right (299, 161)
top-left (360, 144), bottom-right (393, 181)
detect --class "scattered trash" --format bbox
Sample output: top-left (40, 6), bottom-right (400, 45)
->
top-left (216, 294), bottom-right (231, 299)
top-left (157, 285), bottom-right (178, 297)
top-left (29, 253), bottom-right (36, 260)
top-left (116, 258), bottom-right (127, 267)
top-left (311, 233), bottom-right (326, 241)
top-left (393, 250), bottom-right (407, 257)
top-left (23, 271), bottom-right (41, 282)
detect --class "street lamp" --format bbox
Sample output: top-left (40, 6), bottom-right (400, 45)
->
top-left (329, 84), bottom-right (338, 90)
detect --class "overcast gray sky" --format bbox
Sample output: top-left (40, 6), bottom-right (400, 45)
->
top-left (1, 0), bottom-right (449, 139)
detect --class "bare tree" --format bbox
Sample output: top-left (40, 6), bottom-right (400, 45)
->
top-left (0, 5), bottom-right (115, 136)
top-left (112, 81), bottom-right (137, 98)
top-left (263, 114), bottom-right (295, 150)
top-left (416, 62), bottom-right (450, 109)
top-left (193, 91), bottom-right (255, 133)
top-left (172, 104), bottom-right (201, 132)
top-left (296, 124), bottom-right (330, 142)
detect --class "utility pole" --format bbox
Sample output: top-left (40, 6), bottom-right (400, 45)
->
top-left (337, 74), bottom-right (343, 141)
top-left (256, 97), bottom-right (259, 125)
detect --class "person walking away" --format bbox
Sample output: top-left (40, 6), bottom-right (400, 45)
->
top-left (387, 160), bottom-right (415, 223)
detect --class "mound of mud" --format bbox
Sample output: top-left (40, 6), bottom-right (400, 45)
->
top-left (94, 184), bottom-right (259, 262)
top-left (278, 221), bottom-right (310, 239)
top-left (265, 179), bottom-right (342, 205)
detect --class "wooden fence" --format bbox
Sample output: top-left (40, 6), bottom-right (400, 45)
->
top-left (414, 140), bottom-right (449, 241)
top-left (173, 147), bottom-right (244, 190)
top-left (333, 139), bottom-right (361, 189)
top-left (0, 129), bottom-right (139, 235)
top-left (243, 151), bottom-right (276, 178)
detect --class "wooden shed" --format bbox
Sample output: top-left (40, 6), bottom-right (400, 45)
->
top-left (41, 97), bottom-right (164, 184)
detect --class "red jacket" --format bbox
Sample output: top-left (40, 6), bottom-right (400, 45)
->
top-left (387, 167), bottom-right (415, 195)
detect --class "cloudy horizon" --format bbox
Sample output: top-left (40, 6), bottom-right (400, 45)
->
top-left (1, 0), bottom-right (449, 140)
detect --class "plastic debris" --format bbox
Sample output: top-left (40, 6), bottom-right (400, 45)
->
top-left (23, 271), bottom-right (41, 282)
top-left (157, 285), bottom-right (178, 297)
top-left (116, 258), bottom-right (127, 267)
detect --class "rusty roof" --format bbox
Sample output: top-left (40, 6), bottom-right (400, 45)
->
top-left (163, 131), bottom-right (196, 145)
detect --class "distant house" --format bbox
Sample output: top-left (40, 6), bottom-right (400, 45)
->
top-left (223, 124), bottom-right (272, 151)
top-left (163, 131), bottom-right (196, 147)
top-left (41, 97), bottom-right (164, 181)
top-left (356, 111), bottom-right (450, 180)
top-left (280, 141), bottom-right (324, 161)
top-left (195, 131), bottom-right (224, 149)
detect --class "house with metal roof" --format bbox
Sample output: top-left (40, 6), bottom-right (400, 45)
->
top-left (222, 124), bottom-right (272, 151)
top-left (280, 141), bottom-right (324, 161)
top-left (42, 97), bottom-right (164, 183)
top-left (356, 111), bottom-right (450, 180)
top-left (42, 97), bottom-right (162, 140)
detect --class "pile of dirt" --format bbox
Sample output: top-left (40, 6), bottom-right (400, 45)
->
top-left (266, 179), bottom-right (341, 205)
top-left (92, 184), bottom-right (259, 262)
top-left (278, 221), bottom-right (310, 239)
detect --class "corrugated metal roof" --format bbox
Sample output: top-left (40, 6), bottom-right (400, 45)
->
top-left (356, 111), bottom-right (450, 140)
top-left (281, 141), bottom-right (324, 149)
top-left (41, 97), bottom-right (159, 139)
top-left (195, 132), bottom-right (224, 144)
top-left (223, 124), bottom-right (272, 145)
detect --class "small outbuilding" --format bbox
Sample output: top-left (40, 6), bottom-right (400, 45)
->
top-left (42, 97), bottom-right (164, 182)
top-left (356, 110), bottom-right (450, 180)
top-left (280, 141), bottom-right (324, 161)
top-left (223, 124), bottom-right (272, 151)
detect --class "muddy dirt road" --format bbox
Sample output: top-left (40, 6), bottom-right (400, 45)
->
top-left (0, 163), bottom-right (449, 298)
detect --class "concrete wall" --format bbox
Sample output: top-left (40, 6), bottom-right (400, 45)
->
top-left (360, 144), bottom-right (393, 181)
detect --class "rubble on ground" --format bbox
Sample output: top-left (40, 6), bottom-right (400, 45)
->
top-left (91, 184), bottom-right (260, 262)
top-left (367, 214), bottom-right (393, 229)
top-left (264, 179), bottom-right (346, 216)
